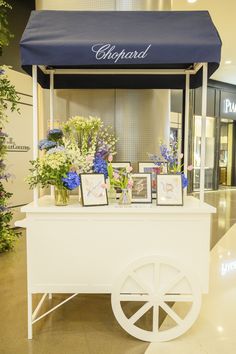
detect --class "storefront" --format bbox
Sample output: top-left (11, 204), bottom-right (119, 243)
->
top-left (189, 81), bottom-right (236, 192)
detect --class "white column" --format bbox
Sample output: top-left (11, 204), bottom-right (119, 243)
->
top-left (200, 63), bottom-right (208, 202)
top-left (49, 71), bottom-right (54, 129)
top-left (32, 65), bottom-right (39, 205)
top-left (50, 71), bottom-right (54, 199)
top-left (184, 74), bottom-right (190, 196)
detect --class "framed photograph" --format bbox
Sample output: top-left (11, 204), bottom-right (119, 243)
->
top-left (156, 174), bottom-right (183, 206)
top-left (131, 173), bottom-right (152, 203)
top-left (138, 162), bottom-right (168, 197)
top-left (111, 161), bottom-right (131, 171)
top-left (80, 173), bottom-right (108, 207)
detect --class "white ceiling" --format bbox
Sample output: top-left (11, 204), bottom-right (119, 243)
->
top-left (172, 0), bottom-right (236, 85)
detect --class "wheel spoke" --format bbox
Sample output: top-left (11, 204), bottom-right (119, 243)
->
top-left (129, 271), bottom-right (153, 294)
top-left (152, 304), bottom-right (159, 332)
top-left (160, 302), bottom-right (183, 325)
top-left (120, 294), bottom-right (150, 302)
top-left (128, 302), bottom-right (153, 325)
top-left (163, 294), bottom-right (193, 302)
top-left (160, 272), bottom-right (185, 295)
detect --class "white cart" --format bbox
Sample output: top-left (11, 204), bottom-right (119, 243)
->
top-left (18, 195), bottom-right (215, 341)
top-left (18, 9), bottom-right (221, 342)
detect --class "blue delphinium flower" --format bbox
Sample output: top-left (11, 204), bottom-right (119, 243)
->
top-left (181, 174), bottom-right (188, 189)
top-left (47, 128), bottom-right (63, 142)
top-left (62, 172), bottom-right (80, 190)
top-left (38, 139), bottom-right (57, 151)
top-left (93, 156), bottom-right (108, 178)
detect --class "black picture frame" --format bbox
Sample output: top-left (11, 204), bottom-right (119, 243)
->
top-left (131, 173), bottom-right (152, 204)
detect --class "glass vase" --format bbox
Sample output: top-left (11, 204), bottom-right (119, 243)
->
top-left (108, 184), bottom-right (117, 204)
top-left (54, 186), bottom-right (69, 206)
top-left (119, 188), bottom-right (131, 205)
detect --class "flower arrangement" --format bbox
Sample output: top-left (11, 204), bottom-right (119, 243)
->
top-left (149, 141), bottom-right (193, 189)
top-left (0, 65), bottom-right (21, 251)
top-left (26, 116), bottom-right (117, 203)
top-left (107, 156), bottom-right (133, 190)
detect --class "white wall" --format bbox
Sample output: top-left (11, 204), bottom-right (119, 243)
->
top-left (36, 0), bottom-right (115, 10)
top-left (3, 68), bottom-right (33, 225)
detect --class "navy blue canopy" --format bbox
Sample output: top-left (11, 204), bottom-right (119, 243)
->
top-left (20, 10), bottom-right (221, 89)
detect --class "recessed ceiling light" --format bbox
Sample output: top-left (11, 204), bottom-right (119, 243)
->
top-left (187, 0), bottom-right (197, 3)
top-left (225, 60), bottom-right (232, 65)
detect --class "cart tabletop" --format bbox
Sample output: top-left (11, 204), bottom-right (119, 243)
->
top-left (21, 195), bottom-right (216, 214)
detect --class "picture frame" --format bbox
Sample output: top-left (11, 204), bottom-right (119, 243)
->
top-left (131, 173), bottom-right (152, 203)
top-left (138, 162), bottom-right (168, 198)
top-left (80, 173), bottom-right (108, 207)
top-left (111, 161), bottom-right (131, 171)
top-left (156, 174), bottom-right (183, 206)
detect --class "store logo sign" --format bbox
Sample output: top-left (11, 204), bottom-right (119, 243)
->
top-left (221, 260), bottom-right (236, 276)
top-left (224, 98), bottom-right (236, 114)
top-left (6, 136), bottom-right (30, 153)
top-left (91, 43), bottom-right (152, 63)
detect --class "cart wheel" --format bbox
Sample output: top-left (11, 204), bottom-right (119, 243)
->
top-left (111, 256), bottom-right (201, 342)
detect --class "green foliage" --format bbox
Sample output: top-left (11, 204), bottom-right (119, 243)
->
top-left (0, 0), bottom-right (13, 49)
top-left (27, 152), bottom-right (72, 189)
top-left (0, 66), bottom-right (20, 125)
top-left (0, 65), bottom-right (20, 252)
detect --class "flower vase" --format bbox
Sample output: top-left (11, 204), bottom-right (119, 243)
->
top-left (108, 184), bottom-right (117, 204)
top-left (54, 186), bottom-right (69, 206)
top-left (119, 188), bottom-right (131, 205)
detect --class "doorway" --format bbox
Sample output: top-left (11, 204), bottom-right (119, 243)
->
top-left (219, 119), bottom-right (234, 187)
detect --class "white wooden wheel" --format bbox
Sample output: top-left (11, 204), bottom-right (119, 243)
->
top-left (111, 256), bottom-right (202, 342)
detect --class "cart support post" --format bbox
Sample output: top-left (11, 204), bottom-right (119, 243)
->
top-left (32, 65), bottom-right (39, 206)
top-left (49, 71), bottom-right (55, 201)
top-left (184, 73), bottom-right (190, 196)
top-left (200, 63), bottom-right (208, 202)
top-left (27, 291), bottom-right (32, 339)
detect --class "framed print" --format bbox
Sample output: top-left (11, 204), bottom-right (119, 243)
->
top-left (138, 162), bottom-right (167, 197)
top-left (131, 173), bottom-right (152, 203)
top-left (156, 174), bottom-right (183, 206)
top-left (80, 173), bottom-right (108, 207)
top-left (111, 162), bottom-right (131, 171)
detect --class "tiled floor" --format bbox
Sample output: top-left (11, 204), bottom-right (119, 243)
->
top-left (146, 212), bottom-right (236, 354)
top-left (0, 190), bottom-right (236, 354)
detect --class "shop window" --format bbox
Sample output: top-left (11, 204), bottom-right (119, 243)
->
top-left (193, 116), bottom-right (215, 191)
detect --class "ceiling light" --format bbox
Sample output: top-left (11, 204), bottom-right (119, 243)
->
top-left (225, 60), bottom-right (232, 65)
top-left (187, 0), bottom-right (197, 3)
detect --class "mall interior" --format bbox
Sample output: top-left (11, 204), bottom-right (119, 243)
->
top-left (1, 1), bottom-right (236, 353)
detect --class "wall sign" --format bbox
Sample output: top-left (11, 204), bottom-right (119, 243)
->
top-left (224, 98), bottom-right (236, 114)
top-left (91, 44), bottom-right (151, 63)
top-left (221, 260), bottom-right (236, 276)
top-left (220, 91), bottom-right (236, 119)
top-left (6, 136), bottom-right (30, 152)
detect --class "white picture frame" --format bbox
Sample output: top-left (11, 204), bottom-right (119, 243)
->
top-left (80, 173), bottom-right (108, 207)
top-left (156, 174), bottom-right (183, 206)
top-left (131, 173), bottom-right (152, 203)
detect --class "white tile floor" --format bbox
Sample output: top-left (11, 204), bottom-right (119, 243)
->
top-left (146, 222), bottom-right (236, 354)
